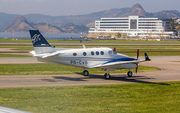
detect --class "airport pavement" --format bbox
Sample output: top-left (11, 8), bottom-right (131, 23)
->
top-left (0, 57), bottom-right (40, 64)
top-left (0, 56), bottom-right (180, 88)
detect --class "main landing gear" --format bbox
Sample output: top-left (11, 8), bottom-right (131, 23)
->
top-left (82, 69), bottom-right (133, 79)
top-left (83, 70), bottom-right (89, 76)
top-left (82, 69), bottom-right (111, 79)
top-left (104, 72), bottom-right (111, 79)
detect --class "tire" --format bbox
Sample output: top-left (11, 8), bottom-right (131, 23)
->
top-left (104, 73), bottom-right (111, 79)
top-left (83, 70), bottom-right (89, 76)
top-left (127, 71), bottom-right (133, 77)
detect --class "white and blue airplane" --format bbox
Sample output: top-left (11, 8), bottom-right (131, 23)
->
top-left (29, 30), bottom-right (151, 79)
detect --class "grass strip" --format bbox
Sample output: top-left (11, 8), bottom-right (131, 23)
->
top-left (124, 52), bottom-right (180, 56)
top-left (0, 63), bottom-right (159, 75)
top-left (0, 39), bottom-right (31, 42)
top-left (1, 39), bottom-right (180, 43)
top-left (0, 81), bottom-right (180, 113)
top-left (0, 54), bottom-right (32, 57)
top-left (1, 46), bottom-right (180, 53)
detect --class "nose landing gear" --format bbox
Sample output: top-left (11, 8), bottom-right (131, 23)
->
top-left (127, 70), bottom-right (133, 77)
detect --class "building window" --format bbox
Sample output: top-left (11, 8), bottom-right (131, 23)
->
top-left (83, 52), bottom-right (87, 56)
top-left (100, 51), bottom-right (104, 55)
top-left (73, 53), bottom-right (77, 56)
top-left (96, 51), bottom-right (99, 55)
top-left (91, 51), bottom-right (94, 56)
top-left (130, 19), bottom-right (137, 29)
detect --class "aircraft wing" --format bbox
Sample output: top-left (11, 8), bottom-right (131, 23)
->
top-left (90, 60), bottom-right (145, 68)
top-left (30, 50), bottom-right (63, 58)
top-left (91, 52), bottom-right (151, 68)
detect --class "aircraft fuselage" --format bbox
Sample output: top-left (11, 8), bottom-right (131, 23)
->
top-left (37, 47), bottom-right (137, 69)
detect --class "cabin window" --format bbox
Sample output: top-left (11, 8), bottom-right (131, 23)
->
top-left (73, 53), bottom-right (77, 56)
top-left (100, 51), bottom-right (104, 55)
top-left (91, 51), bottom-right (94, 56)
top-left (83, 52), bottom-right (87, 56)
top-left (96, 51), bottom-right (99, 55)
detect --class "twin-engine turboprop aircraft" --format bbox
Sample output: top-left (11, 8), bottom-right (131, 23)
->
top-left (29, 30), bottom-right (151, 79)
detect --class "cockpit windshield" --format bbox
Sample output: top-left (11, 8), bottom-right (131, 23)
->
top-left (108, 50), bottom-right (117, 55)
top-left (113, 50), bottom-right (117, 54)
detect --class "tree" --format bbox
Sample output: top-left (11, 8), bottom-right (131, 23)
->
top-left (117, 32), bottom-right (121, 38)
top-left (170, 22), bottom-right (179, 31)
top-left (170, 23), bottom-right (175, 31)
top-left (177, 24), bottom-right (180, 30)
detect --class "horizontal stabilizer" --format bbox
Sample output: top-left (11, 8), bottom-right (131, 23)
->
top-left (30, 50), bottom-right (63, 58)
top-left (30, 50), bottom-right (35, 55)
top-left (41, 51), bottom-right (63, 58)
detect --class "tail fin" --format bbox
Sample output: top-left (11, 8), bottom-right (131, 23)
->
top-left (29, 30), bottom-right (55, 54)
top-left (29, 30), bottom-right (51, 47)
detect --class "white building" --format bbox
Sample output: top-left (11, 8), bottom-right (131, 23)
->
top-left (89, 16), bottom-right (173, 38)
top-left (175, 18), bottom-right (180, 24)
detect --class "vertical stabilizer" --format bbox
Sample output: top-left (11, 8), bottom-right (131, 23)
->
top-left (29, 30), bottom-right (54, 54)
top-left (29, 30), bottom-right (51, 47)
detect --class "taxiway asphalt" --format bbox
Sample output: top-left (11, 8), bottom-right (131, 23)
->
top-left (0, 56), bottom-right (180, 88)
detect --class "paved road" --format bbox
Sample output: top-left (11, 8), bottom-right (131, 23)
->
top-left (0, 56), bottom-right (180, 88)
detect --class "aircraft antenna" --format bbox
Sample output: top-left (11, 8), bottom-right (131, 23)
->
top-left (83, 45), bottom-right (86, 49)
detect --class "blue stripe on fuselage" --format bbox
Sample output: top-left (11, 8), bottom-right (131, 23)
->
top-left (103, 57), bottom-right (136, 64)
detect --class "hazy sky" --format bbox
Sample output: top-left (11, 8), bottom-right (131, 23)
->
top-left (0, 0), bottom-right (180, 16)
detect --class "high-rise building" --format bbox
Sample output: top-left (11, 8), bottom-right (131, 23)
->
top-left (88, 16), bottom-right (174, 38)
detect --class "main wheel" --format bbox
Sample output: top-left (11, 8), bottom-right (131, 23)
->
top-left (127, 71), bottom-right (133, 77)
top-left (104, 73), bottom-right (111, 79)
top-left (83, 70), bottom-right (89, 76)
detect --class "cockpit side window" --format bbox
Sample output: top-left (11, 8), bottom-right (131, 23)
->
top-left (108, 50), bottom-right (112, 55)
top-left (108, 50), bottom-right (117, 55)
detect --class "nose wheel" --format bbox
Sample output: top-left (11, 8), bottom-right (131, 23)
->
top-left (127, 70), bottom-right (133, 77)
top-left (83, 70), bottom-right (89, 76)
top-left (104, 73), bottom-right (111, 79)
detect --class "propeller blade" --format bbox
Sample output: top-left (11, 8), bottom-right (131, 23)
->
top-left (113, 48), bottom-right (116, 52)
top-left (136, 49), bottom-right (139, 59)
top-left (136, 64), bottom-right (138, 74)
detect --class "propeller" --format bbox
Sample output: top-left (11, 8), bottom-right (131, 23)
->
top-left (113, 47), bottom-right (116, 52)
top-left (136, 49), bottom-right (139, 74)
top-left (136, 49), bottom-right (139, 59)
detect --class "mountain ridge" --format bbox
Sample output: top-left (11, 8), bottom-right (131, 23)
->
top-left (1, 3), bottom-right (180, 32)
top-left (4, 15), bottom-right (35, 33)
top-left (4, 16), bottom-right (89, 33)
